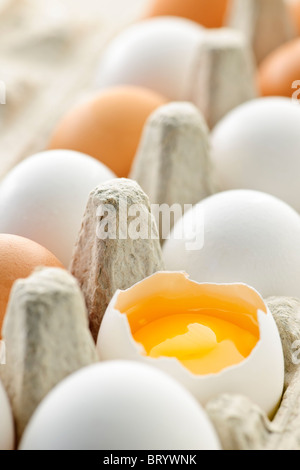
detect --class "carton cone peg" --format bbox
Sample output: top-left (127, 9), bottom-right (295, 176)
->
top-left (70, 178), bottom-right (164, 341)
top-left (130, 102), bottom-right (214, 234)
top-left (226, 0), bottom-right (296, 63)
top-left (191, 28), bottom-right (257, 128)
top-left (0, 267), bottom-right (98, 441)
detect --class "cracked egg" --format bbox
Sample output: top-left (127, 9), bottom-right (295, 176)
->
top-left (97, 272), bottom-right (284, 418)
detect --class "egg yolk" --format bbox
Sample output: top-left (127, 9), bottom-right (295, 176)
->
top-left (116, 273), bottom-right (265, 375)
top-left (132, 313), bottom-right (258, 375)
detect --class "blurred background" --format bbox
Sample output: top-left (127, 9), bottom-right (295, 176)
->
top-left (0, 0), bottom-right (149, 178)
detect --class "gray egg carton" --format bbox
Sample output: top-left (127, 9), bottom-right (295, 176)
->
top-left (0, 0), bottom-right (299, 451)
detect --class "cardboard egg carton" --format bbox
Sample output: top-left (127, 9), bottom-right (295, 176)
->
top-left (1, 105), bottom-right (300, 449)
top-left (0, 0), bottom-right (300, 451)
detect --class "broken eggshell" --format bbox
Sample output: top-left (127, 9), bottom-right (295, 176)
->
top-left (97, 272), bottom-right (284, 418)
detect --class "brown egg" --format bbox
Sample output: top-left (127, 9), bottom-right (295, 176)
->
top-left (258, 38), bottom-right (300, 97)
top-left (48, 86), bottom-right (168, 177)
top-left (144, 0), bottom-right (229, 28)
top-left (0, 234), bottom-right (63, 336)
top-left (288, 0), bottom-right (300, 35)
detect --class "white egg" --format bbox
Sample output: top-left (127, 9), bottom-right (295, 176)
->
top-left (211, 97), bottom-right (300, 211)
top-left (96, 17), bottom-right (204, 101)
top-left (0, 150), bottom-right (115, 267)
top-left (19, 361), bottom-right (221, 450)
top-left (163, 190), bottom-right (300, 299)
top-left (97, 272), bottom-right (284, 418)
top-left (0, 378), bottom-right (14, 450)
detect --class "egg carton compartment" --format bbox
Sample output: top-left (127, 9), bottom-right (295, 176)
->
top-left (0, 0), bottom-right (300, 451)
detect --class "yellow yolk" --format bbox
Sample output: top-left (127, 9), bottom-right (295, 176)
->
top-left (115, 273), bottom-right (265, 376)
top-left (132, 313), bottom-right (258, 375)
